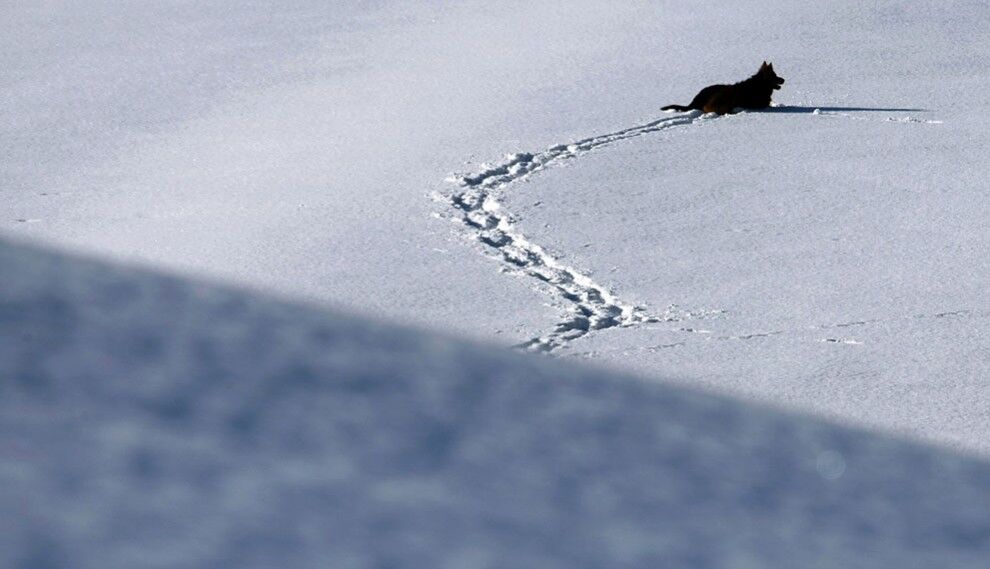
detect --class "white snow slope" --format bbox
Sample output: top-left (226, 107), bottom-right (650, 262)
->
top-left (6, 2), bottom-right (990, 452)
top-left (0, 0), bottom-right (990, 569)
top-left (445, 2), bottom-right (990, 453)
top-left (0, 0), bottom-right (990, 453)
top-left (3, 238), bottom-right (990, 568)
top-left (4, 0), bottom-right (990, 551)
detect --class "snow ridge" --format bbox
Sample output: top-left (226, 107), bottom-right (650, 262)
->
top-left (443, 111), bottom-right (720, 352)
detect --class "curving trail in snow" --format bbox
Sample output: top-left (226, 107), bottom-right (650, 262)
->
top-left (440, 107), bottom-right (942, 352)
top-left (440, 111), bottom-right (723, 352)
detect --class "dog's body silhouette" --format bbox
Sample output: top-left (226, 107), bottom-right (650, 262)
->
top-left (663, 62), bottom-right (785, 115)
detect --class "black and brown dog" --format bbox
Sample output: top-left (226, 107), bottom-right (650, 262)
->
top-left (662, 62), bottom-right (785, 115)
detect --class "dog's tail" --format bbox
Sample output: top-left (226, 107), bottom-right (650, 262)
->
top-left (661, 104), bottom-right (694, 112)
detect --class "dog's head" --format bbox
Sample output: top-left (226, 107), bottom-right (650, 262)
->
top-left (759, 61), bottom-right (785, 90)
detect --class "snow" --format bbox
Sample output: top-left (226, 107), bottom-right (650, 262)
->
top-left (4, 238), bottom-right (990, 568)
top-left (490, 105), bottom-right (990, 450)
top-left (434, 3), bottom-right (990, 453)
top-left (4, 0), bottom-right (990, 564)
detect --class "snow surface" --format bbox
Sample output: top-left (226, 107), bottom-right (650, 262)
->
top-left (435, 2), bottom-right (990, 453)
top-left (5, 0), bottom-right (990, 563)
top-left (7, 3), bottom-right (990, 452)
top-left (4, 238), bottom-right (990, 568)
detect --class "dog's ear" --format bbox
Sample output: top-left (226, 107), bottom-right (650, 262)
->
top-left (768, 62), bottom-right (774, 70)
top-left (760, 61), bottom-right (769, 71)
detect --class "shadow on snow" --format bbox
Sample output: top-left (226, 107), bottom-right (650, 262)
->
top-left (762, 105), bottom-right (930, 113)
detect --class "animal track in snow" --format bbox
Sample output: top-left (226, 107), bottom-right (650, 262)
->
top-left (439, 107), bottom-right (946, 353)
top-left (440, 111), bottom-right (725, 352)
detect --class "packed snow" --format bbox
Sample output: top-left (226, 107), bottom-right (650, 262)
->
top-left (4, 0), bottom-right (990, 565)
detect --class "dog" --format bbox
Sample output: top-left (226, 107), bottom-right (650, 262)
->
top-left (662, 62), bottom-right (785, 115)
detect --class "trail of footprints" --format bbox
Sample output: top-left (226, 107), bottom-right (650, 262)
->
top-left (441, 110), bottom-right (721, 352)
top-left (440, 108), bottom-right (950, 353)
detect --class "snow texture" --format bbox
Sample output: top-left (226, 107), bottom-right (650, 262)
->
top-left (5, 0), bottom-right (990, 564)
top-left (6, 1), bottom-right (990, 454)
top-left (3, 238), bottom-right (990, 568)
top-left (441, 111), bottom-right (723, 352)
